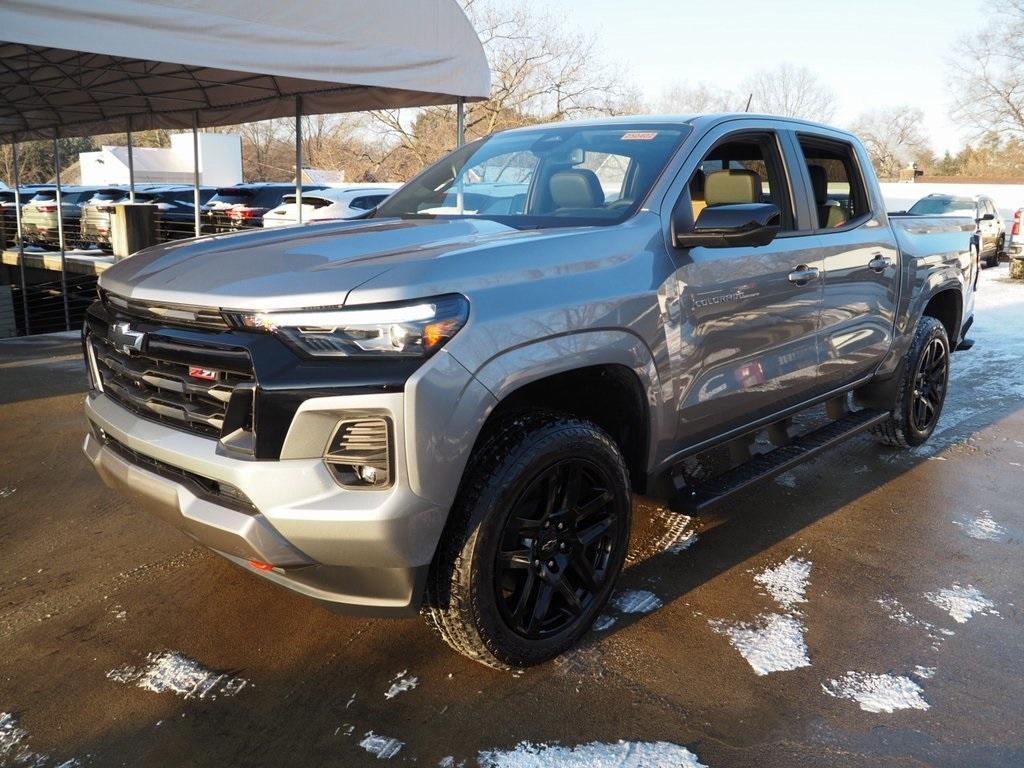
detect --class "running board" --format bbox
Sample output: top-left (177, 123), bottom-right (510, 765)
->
top-left (670, 408), bottom-right (889, 514)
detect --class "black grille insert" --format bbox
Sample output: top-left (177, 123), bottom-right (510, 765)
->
top-left (91, 333), bottom-right (253, 439)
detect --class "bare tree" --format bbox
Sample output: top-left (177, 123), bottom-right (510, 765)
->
top-left (949, 1), bottom-right (1024, 139)
top-left (742, 64), bottom-right (837, 122)
top-left (656, 81), bottom-right (742, 114)
top-left (364, 0), bottom-right (640, 179)
top-left (849, 106), bottom-right (932, 179)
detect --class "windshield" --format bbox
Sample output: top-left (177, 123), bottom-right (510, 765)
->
top-left (908, 197), bottom-right (976, 216)
top-left (375, 124), bottom-right (688, 228)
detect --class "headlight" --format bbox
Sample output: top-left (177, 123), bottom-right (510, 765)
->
top-left (238, 294), bottom-right (469, 358)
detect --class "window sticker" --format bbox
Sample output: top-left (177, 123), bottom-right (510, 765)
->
top-left (622, 131), bottom-right (658, 141)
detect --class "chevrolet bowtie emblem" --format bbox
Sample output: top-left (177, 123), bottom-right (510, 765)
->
top-left (110, 321), bottom-right (145, 356)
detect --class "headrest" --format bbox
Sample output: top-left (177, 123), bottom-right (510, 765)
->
top-left (549, 169), bottom-right (604, 210)
top-left (704, 169), bottom-right (762, 206)
top-left (807, 164), bottom-right (828, 204)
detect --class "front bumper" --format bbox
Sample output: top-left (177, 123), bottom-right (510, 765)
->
top-left (83, 390), bottom-right (442, 615)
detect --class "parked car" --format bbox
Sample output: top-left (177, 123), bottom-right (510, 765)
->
top-left (262, 184), bottom-right (400, 228)
top-left (21, 186), bottom-right (121, 248)
top-left (81, 186), bottom-right (216, 248)
top-left (907, 193), bottom-right (1005, 268)
top-left (202, 183), bottom-right (326, 233)
top-left (83, 115), bottom-right (976, 669)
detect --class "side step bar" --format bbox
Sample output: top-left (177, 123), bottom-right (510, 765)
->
top-left (671, 408), bottom-right (889, 514)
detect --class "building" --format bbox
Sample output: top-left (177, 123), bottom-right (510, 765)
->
top-left (79, 132), bottom-right (242, 187)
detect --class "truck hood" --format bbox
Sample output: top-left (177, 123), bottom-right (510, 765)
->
top-left (98, 217), bottom-right (554, 310)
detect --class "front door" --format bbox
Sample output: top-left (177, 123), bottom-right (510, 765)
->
top-left (661, 127), bottom-right (825, 448)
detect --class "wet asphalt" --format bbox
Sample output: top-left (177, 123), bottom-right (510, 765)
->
top-left (1, 267), bottom-right (1023, 767)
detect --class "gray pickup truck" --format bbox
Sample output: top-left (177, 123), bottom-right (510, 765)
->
top-left (81, 114), bottom-right (976, 669)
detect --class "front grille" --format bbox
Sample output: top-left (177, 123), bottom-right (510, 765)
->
top-left (103, 292), bottom-right (230, 331)
top-left (97, 430), bottom-right (256, 514)
top-left (91, 333), bottom-right (253, 439)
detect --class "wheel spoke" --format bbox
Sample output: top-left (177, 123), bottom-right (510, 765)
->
top-left (526, 582), bottom-right (555, 635)
top-left (569, 551), bottom-right (600, 591)
top-left (498, 548), bottom-right (533, 570)
top-left (553, 576), bottom-right (584, 616)
top-left (510, 569), bottom-right (539, 627)
top-left (575, 489), bottom-right (613, 519)
top-left (542, 471), bottom-right (561, 518)
top-left (576, 513), bottom-right (614, 548)
top-left (563, 464), bottom-right (583, 512)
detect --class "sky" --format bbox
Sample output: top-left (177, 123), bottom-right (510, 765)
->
top-left (510, 0), bottom-right (991, 153)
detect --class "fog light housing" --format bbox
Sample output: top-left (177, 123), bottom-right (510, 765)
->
top-left (324, 417), bottom-right (392, 489)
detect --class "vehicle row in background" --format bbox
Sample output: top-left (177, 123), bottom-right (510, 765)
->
top-left (0, 182), bottom-right (401, 252)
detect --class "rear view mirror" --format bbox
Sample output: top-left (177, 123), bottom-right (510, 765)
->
top-left (673, 202), bottom-right (782, 248)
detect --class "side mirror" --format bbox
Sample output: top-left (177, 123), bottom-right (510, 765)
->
top-left (673, 202), bottom-right (782, 248)
top-left (979, 213), bottom-right (995, 221)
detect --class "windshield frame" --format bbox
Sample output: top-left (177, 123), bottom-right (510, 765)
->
top-left (374, 122), bottom-right (691, 230)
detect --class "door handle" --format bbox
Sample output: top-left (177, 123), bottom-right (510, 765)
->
top-left (787, 265), bottom-right (820, 285)
top-left (868, 254), bottom-right (892, 273)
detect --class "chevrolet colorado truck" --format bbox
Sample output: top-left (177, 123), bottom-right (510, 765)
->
top-left (81, 115), bottom-right (976, 669)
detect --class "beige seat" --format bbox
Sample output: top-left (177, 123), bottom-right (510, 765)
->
top-left (703, 168), bottom-right (763, 206)
top-left (807, 164), bottom-right (847, 229)
top-left (548, 169), bottom-right (604, 211)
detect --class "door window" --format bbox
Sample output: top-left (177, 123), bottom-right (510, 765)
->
top-left (685, 133), bottom-right (795, 231)
top-left (795, 136), bottom-right (871, 229)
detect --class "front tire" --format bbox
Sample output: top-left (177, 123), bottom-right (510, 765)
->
top-left (872, 316), bottom-right (950, 448)
top-left (425, 412), bottom-right (632, 669)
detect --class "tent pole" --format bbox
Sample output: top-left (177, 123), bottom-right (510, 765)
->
top-left (295, 95), bottom-right (303, 224)
top-left (457, 97), bottom-right (465, 147)
top-left (12, 142), bottom-right (30, 335)
top-left (126, 115), bottom-right (136, 203)
top-left (192, 112), bottom-right (201, 238)
top-left (53, 133), bottom-right (70, 332)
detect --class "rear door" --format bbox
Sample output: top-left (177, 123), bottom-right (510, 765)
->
top-left (661, 122), bottom-right (826, 447)
top-left (791, 132), bottom-right (899, 388)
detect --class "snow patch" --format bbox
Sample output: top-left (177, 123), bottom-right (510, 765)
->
top-left (610, 589), bottom-right (663, 614)
top-left (107, 651), bottom-right (248, 700)
top-left (359, 731), bottom-right (404, 760)
top-left (912, 665), bottom-right (937, 680)
top-left (0, 711), bottom-right (66, 767)
top-left (754, 556), bottom-right (812, 610)
top-left (477, 740), bottom-right (708, 767)
top-left (384, 671), bottom-right (418, 700)
top-left (775, 472), bottom-right (798, 488)
top-left (710, 613), bottom-right (811, 676)
top-left (0, 712), bottom-right (28, 760)
top-left (924, 584), bottom-right (999, 624)
top-left (876, 596), bottom-right (953, 649)
top-left (823, 672), bottom-right (929, 713)
top-left (592, 614), bottom-right (617, 632)
top-left (953, 511), bottom-right (1007, 541)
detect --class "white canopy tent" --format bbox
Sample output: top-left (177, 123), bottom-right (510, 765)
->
top-left (0, 0), bottom-right (490, 332)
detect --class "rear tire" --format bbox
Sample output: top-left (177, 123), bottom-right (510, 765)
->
top-left (424, 412), bottom-right (632, 669)
top-left (872, 316), bottom-right (950, 448)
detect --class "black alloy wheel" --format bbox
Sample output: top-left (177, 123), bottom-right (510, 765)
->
top-left (910, 336), bottom-right (948, 434)
top-left (494, 459), bottom-right (619, 639)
